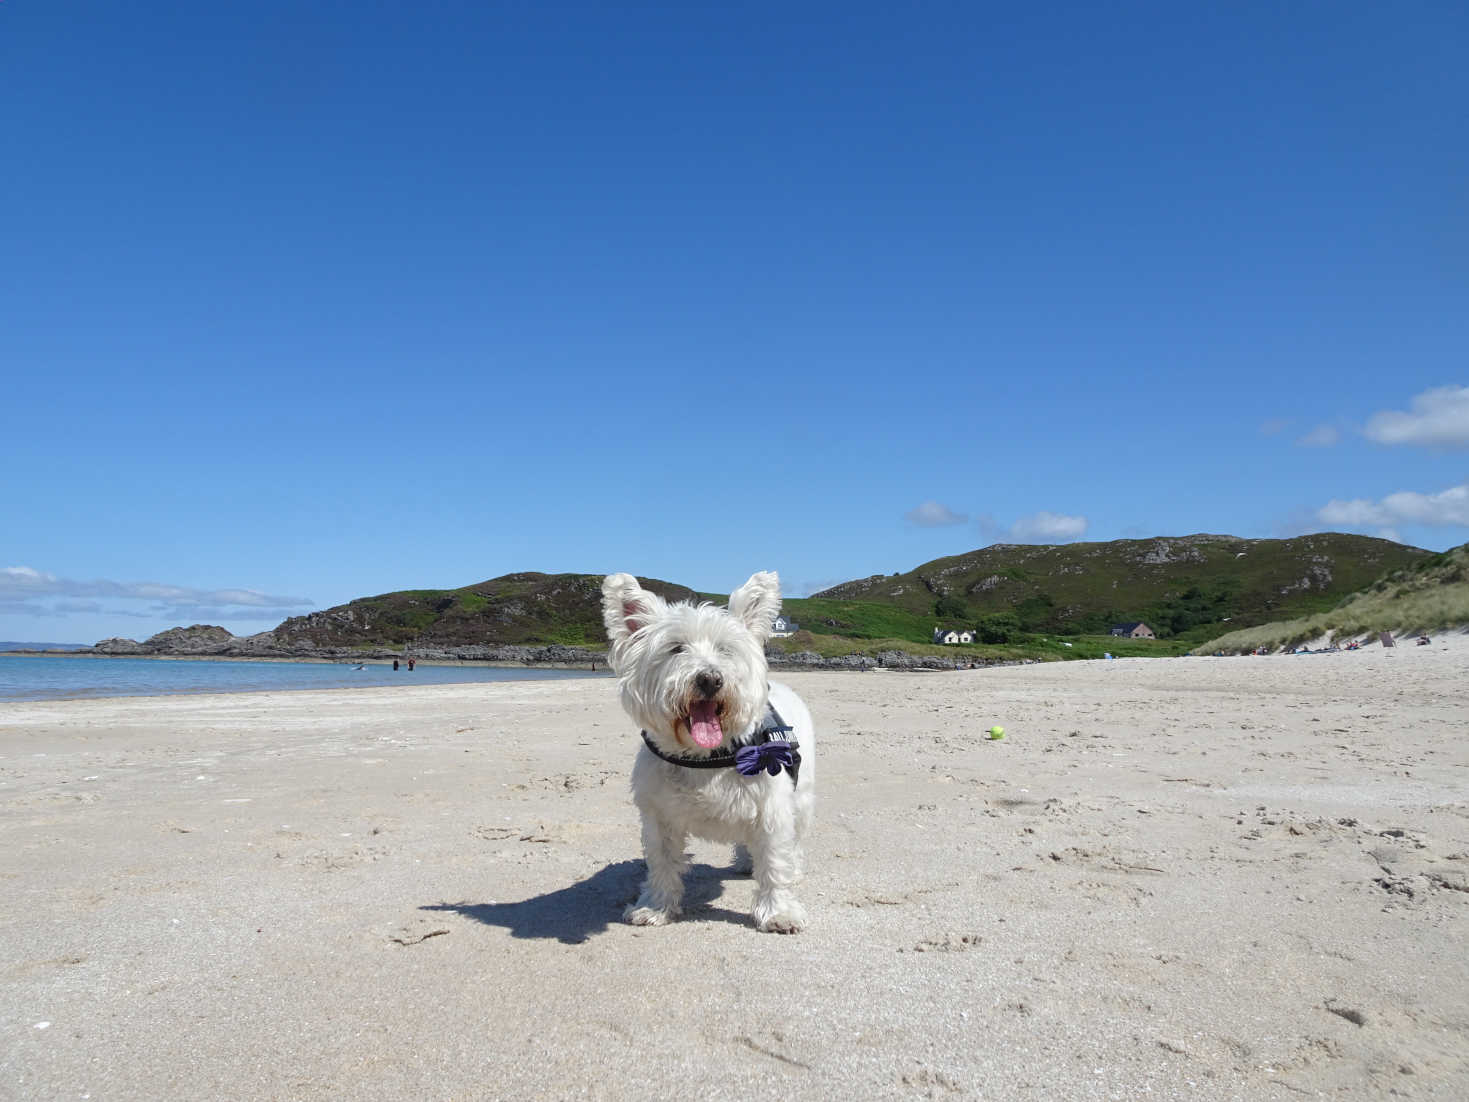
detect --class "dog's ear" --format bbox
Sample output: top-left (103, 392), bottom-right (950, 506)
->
top-left (602, 574), bottom-right (665, 644)
top-left (729, 571), bottom-right (781, 642)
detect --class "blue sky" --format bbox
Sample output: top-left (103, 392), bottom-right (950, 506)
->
top-left (3, 1), bottom-right (1466, 644)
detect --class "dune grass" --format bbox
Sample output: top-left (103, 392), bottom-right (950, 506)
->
top-left (1193, 543), bottom-right (1469, 654)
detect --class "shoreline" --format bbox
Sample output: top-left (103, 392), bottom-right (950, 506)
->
top-left (9, 624), bottom-right (1467, 671)
top-left (0, 647), bottom-right (1008, 673)
top-left (0, 649), bottom-right (608, 671)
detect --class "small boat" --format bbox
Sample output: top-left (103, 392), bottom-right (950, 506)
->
top-left (351, 664), bottom-right (366, 671)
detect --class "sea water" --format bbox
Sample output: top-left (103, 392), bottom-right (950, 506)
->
top-left (0, 654), bottom-right (607, 703)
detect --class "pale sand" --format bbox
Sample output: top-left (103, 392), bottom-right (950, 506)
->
top-left (2, 643), bottom-right (1466, 1100)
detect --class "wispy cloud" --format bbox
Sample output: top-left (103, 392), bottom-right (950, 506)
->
top-left (51, 600), bottom-right (106, 614)
top-left (904, 501), bottom-right (968, 527)
top-left (1259, 418), bottom-right (1291, 437)
top-left (1316, 480), bottom-right (1469, 533)
top-left (0, 566), bottom-right (314, 623)
top-left (0, 598), bottom-right (66, 618)
top-left (1297, 424), bottom-right (1340, 447)
top-left (980, 511), bottom-right (1089, 544)
top-left (1364, 385), bottom-right (1469, 449)
top-left (1010, 511), bottom-right (1089, 542)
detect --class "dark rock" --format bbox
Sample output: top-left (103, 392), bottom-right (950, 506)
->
top-left (766, 651), bottom-right (877, 671)
top-left (93, 637), bottom-right (147, 655)
top-left (142, 625), bottom-right (235, 655)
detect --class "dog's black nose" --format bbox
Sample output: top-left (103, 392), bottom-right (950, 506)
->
top-left (694, 670), bottom-right (724, 698)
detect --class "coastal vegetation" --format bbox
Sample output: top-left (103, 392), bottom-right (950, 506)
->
top-left (270, 573), bottom-right (699, 650)
top-left (812, 533), bottom-right (1424, 647)
top-left (71, 533), bottom-right (1439, 666)
top-left (1193, 542), bottom-right (1469, 654)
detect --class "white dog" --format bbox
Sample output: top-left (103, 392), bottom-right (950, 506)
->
top-left (601, 571), bottom-right (815, 933)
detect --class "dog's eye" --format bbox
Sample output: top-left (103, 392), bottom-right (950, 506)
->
top-left (669, 643), bottom-right (685, 655)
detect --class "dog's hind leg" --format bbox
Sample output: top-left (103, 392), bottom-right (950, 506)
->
top-left (624, 813), bottom-right (687, 926)
top-left (748, 825), bottom-right (808, 934)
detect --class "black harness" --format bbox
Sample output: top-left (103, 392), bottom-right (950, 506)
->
top-left (640, 702), bottom-right (802, 787)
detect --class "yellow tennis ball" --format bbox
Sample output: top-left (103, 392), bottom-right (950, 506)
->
top-left (988, 726), bottom-right (1005, 739)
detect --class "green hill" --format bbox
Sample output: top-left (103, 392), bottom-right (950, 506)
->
top-left (1193, 541), bottom-right (1469, 654)
top-left (811, 533), bottom-right (1428, 644)
top-left (271, 573), bottom-right (697, 650)
top-left (208, 533), bottom-right (1433, 659)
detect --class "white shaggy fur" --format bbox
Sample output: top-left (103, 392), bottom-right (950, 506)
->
top-left (601, 571), bottom-right (816, 933)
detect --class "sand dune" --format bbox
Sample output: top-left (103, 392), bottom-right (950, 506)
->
top-left (2, 643), bottom-right (1466, 1099)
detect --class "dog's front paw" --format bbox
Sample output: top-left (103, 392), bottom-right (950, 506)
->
top-left (753, 897), bottom-right (808, 934)
top-left (624, 902), bottom-right (679, 926)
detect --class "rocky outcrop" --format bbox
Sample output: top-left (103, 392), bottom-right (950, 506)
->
top-left (767, 651), bottom-right (878, 671)
top-left (1134, 538), bottom-right (1211, 566)
top-left (1278, 556), bottom-right (1335, 595)
top-left (94, 625), bottom-right (277, 657)
top-left (142, 625), bottom-right (236, 654)
top-left (93, 637), bottom-right (149, 655)
top-left (872, 650), bottom-right (1029, 671)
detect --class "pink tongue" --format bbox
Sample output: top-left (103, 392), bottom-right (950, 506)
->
top-left (688, 700), bottom-right (724, 748)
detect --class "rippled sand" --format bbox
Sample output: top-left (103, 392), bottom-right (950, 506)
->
top-left (2, 639), bottom-right (1466, 1099)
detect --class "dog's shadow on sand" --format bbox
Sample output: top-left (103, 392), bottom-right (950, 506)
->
top-left (424, 859), bottom-right (752, 945)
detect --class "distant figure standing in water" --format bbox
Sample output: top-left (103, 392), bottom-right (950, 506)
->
top-left (393, 659), bottom-right (400, 671)
top-left (408, 658), bottom-right (416, 670)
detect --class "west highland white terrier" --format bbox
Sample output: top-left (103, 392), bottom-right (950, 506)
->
top-left (601, 571), bottom-right (815, 933)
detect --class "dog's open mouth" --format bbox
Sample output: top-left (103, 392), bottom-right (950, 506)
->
top-left (686, 700), bottom-right (724, 749)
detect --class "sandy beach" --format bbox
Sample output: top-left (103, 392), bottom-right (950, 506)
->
top-left (2, 642), bottom-right (1466, 1100)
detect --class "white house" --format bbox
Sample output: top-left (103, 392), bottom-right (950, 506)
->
top-left (1108, 621), bottom-right (1156, 639)
top-left (933, 627), bottom-right (976, 645)
top-left (771, 615), bottom-right (799, 638)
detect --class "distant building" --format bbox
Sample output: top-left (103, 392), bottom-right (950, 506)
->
top-left (771, 615), bottom-right (799, 638)
top-left (1109, 622), bottom-right (1155, 639)
top-left (933, 627), bottom-right (976, 645)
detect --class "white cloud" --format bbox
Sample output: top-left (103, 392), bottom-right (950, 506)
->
top-left (0, 598), bottom-right (62, 618)
top-left (1364, 385), bottom-right (1469, 448)
top-left (51, 600), bottom-right (105, 614)
top-left (1317, 481), bottom-right (1469, 530)
top-left (1297, 424), bottom-right (1340, 447)
top-left (0, 567), bottom-right (314, 618)
top-left (2, 566), bottom-right (57, 584)
top-left (905, 501), bottom-right (968, 527)
top-left (1007, 511), bottom-right (1089, 542)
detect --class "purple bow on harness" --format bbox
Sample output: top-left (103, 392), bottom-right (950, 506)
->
top-left (735, 740), bottom-right (796, 777)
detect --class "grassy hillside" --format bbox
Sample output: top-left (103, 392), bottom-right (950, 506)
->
top-left (272, 573), bottom-right (697, 649)
top-left (257, 534), bottom-right (1430, 659)
top-left (814, 533), bottom-right (1427, 644)
top-left (776, 596), bottom-right (937, 641)
top-left (1193, 542), bottom-right (1469, 654)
